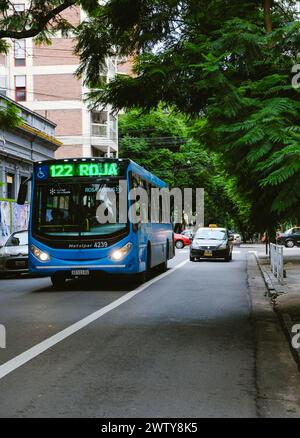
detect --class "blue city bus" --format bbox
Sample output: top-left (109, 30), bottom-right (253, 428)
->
top-left (18, 158), bottom-right (175, 288)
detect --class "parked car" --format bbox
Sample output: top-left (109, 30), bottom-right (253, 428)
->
top-left (181, 229), bottom-right (194, 241)
top-left (0, 230), bottom-right (28, 277)
top-left (232, 233), bottom-right (242, 245)
top-left (277, 227), bottom-right (300, 248)
top-left (190, 226), bottom-right (233, 262)
top-left (174, 233), bottom-right (191, 249)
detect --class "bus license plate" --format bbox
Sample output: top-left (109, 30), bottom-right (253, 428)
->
top-left (204, 250), bottom-right (213, 257)
top-left (71, 270), bottom-right (90, 276)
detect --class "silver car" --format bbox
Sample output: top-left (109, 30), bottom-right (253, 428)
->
top-left (0, 230), bottom-right (28, 276)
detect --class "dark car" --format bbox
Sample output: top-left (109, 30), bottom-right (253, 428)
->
top-left (0, 230), bottom-right (28, 276)
top-left (190, 227), bottom-right (233, 262)
top-left (277, 227), bottom-right (300, 248)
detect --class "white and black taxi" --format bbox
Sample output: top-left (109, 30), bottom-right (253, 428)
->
top-left (190, 225), bottom-right (234, 262)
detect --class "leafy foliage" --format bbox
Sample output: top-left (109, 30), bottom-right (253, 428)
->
top-left (119, 107), bottom-right (249, 229)
top-left (76, 0), bottom-right (300, 231)
top-left (0, 1), bottom-right (99, 43)
top-left (0, 98), bottom-right (23, 129)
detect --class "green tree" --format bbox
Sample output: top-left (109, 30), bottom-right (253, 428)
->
top-left (0, 1), bottom-right (98, 42)
top-left (77, 0), bottom-right (300, 236)
top-left (0, 97), bottom-right (23, 129)
top-left (119, 107), bottom-right (249, 230)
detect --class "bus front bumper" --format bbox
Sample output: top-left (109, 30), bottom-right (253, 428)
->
top-left (29, 254), bottom-right (137, 277)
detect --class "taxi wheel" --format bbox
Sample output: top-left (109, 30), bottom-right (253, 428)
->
top-left (190, 256), bottom-right (196, 262)
top-left (225, 252), bottom-right (232, 262)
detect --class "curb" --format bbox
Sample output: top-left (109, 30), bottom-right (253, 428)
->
top-left (247, 253), bottom-right (300, 416)
top-left (255, 254), bottom-right (300, 371)
top-left (255, 254), bottom-right (282, 297)
top-left (274, 308), bottom-right (300, 372)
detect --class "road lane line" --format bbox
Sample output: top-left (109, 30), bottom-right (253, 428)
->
top-left (0, 259), bottom-right (189, 380)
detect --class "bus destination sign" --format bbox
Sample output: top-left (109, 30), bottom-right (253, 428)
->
top-left (35, 162), bottom-right (120, 180)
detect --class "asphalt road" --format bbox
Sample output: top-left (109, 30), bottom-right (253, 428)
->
top-left (0, 247), bottom-right (258, 418)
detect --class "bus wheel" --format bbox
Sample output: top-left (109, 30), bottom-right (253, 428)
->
top-left (160, 243), bottom-right (168, 273)
top-left (51, 274), bottom-right (66, 289)
top-left (139, 245), bottom-right (151, 283)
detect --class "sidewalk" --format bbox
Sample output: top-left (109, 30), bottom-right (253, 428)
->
top-left (247, 252), bottom-right (300, 416)
top-left (256, 248), bottom-right (300, 368)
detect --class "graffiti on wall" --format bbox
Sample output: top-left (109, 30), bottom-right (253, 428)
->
top-left (0, 200), bottom-right (29, 245)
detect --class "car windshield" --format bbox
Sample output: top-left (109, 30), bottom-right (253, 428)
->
top-left (195, 229), bottom-right (227, 240)
top-left (6, 232), bottom-right (28, 247)
top-left (285, 228), bottom-right (297, 235)
top-left (33, 180), bottom-right (128, 239)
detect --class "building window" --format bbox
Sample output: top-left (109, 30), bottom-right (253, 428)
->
top-left (20, 175), bottom-right (29, 202)
top-left (91, 111), bottom-right (107, 137)
top-left (6, 173), bottom-right (15, 199)
top-left (14, 39), bottom-right (26, 66)
top-left (91, 147), bottom-right (105, 157)
top-left (109, 113), bottom-right (117, 141)
top-left (14, 4), bottom-right (25, 13)
top-left (0, 76), bottom-right (7, 96)
top-left (15, 75), bottom-right (26, 101)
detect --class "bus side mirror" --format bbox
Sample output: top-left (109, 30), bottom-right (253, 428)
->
top-left (17, 181), bottom-right (28, 205)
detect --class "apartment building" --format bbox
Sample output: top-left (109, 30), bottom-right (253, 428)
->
top-left (0, 3), bottom-right (118, 160)
top-left (0, 95), bottom-right (60, 199)
top-left (0, 95), bottom-right (61, 244)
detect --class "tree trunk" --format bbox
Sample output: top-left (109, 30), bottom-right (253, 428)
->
top-left (263, 0), bottom-right (273, 33)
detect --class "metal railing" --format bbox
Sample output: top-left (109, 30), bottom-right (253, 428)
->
top-left (270, 243), bottom-right (285, 284)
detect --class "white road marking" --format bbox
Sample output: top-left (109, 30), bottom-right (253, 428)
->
top-left (232, 251), bottom-right (241, 254)
top-left (0, 259), bottom-right (189, 380)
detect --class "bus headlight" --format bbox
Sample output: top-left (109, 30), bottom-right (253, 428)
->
top-left (31, 245), bottom-right (50, 262)
top-left (110, 242), bottom-right (133, 261)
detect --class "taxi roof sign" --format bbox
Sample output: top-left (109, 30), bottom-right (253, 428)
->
top-left (209, 224), bottom-right (218, 228)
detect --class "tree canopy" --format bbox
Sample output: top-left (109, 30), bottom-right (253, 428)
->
top-left (119, 107), bottom-right (252, 232)
top-left (75, 0), bottom-right (300, 232)
top-left (0, 0), bottom-right (299, 233)
top-left (0, 1), bottom-right (98, 41)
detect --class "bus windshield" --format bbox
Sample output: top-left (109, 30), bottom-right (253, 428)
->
top-left (33, 180), bottom-right (128, 239)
